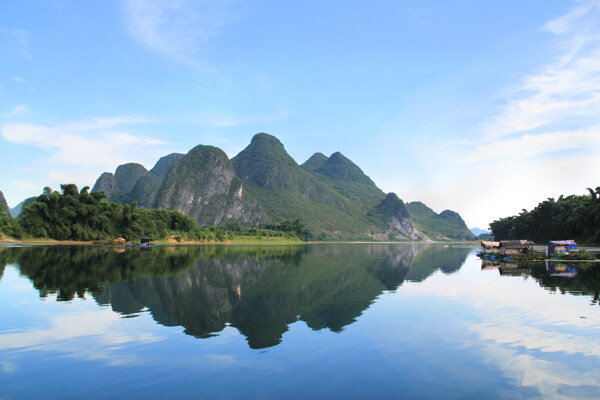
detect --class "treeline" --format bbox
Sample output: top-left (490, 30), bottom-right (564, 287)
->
top-left (490, 186), bottom-right (600, 243)
top-left (0, 184), bottom-right (305, 242)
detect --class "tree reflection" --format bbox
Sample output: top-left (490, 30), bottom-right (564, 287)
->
top-left (3, 244), bottom-right (471, 348)
top-left (482, 259), bottom-right (600, 305)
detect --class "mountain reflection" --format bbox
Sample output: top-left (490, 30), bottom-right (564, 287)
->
top-left (0, 244), bottom-right (471, 348)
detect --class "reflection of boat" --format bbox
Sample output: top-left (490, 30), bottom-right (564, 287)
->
top-left (140, 236), bottom-right (159, 247)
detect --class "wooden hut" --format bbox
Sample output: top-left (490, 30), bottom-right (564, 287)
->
top-left (499, 240), bottom-right (531, 256)
top-left (480, 241), bottom-right (501, 253)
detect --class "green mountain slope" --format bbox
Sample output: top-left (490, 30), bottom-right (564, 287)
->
top-left (114, 163), bottom-right (149, 194)
top-left (232, 134), bottom-right (398, 239)
top-left (300, 152), bottom-right (328, 173)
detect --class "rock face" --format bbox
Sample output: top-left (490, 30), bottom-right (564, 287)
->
top-left (369, 193), bottom-right (419, 240)
top-left (91, 172), bottom-right (118, 200)
top-left (129, 175), bottom-right (159, 209)
top-left (149, 153), bottom-right (185, 186)
top-left (154, 145), bottom-right (264, 225)
top-left (92, 153), bottom-right (183, 207)
top-left (0, 190), bottom-right (10, 217)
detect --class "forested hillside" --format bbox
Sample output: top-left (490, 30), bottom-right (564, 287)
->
top-left (490, 187), bottom-right (600, 243)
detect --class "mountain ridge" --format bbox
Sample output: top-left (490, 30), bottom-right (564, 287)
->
top-left (88, 133), bottom-right (473, 241)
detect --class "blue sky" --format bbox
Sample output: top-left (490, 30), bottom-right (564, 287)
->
top-left (2, 0), bottom-right (600, 229)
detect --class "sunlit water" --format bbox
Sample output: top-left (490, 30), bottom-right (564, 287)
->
top-left (1, 244), bottom-right (599, 399)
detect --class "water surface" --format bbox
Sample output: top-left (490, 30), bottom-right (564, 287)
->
top-left (1, 244), bottom-right (599, 399)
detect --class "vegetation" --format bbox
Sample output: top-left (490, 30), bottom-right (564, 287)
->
top-left (490, 186), bottom-right (600, 243)
top-left (0, 184), bottom-right (305, 243)
top-left (0, 204), bottom-right (22, 238)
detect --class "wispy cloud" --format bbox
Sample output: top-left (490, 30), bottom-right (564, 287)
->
top-left (10, 76), bottom-right (27, 84)
top-left (121, 0), bottom-right (239, 71)
top-left (2, 29), bottom-right (32, 60)
top-left (420, 1), bottom-right (600, 227)
top-left (478, 1), bottom-right (600, 146)
top-left (0, 105), bottom-right (27, 118)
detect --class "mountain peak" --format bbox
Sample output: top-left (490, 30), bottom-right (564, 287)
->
top-left (301, 152), bottom-right (328, 173)
top-left (250, 132), bottom-right (284, 147)
top-left (376, 193), bottom-right (410, 219)
top-left (317, 152), bottom-right (375, 186)
top-left (114, 163), bottom-right (149, 194)
top-left (232, 133), bottom-right (299, 189)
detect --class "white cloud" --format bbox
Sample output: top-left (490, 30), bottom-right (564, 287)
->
top-left (480, 1), bottom-right (600, 142)
top-left (121, 0), bottom-right (239, 71)
top-left (1, 117), bottom-right (165, 168)
top-left (396, 255), bottom-right (600, 399)
top-left (0, 116), bottom-right (167, 192)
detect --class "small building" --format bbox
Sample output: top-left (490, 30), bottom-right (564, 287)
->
top-left (499, 240), bottom-right (531, 256)
top-left (546, 240), bottom-right (577, 256)
top-left (481, 241), bottom-right (501, 253)
top-left (140, 236), bottom-right (153, 244)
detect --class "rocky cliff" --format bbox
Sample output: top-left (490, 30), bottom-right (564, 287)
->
top-left (154, 145), bottom-right (264, 225)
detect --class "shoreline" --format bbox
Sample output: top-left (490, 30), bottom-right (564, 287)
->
top-left (0, 237), bottom-right (475, 247)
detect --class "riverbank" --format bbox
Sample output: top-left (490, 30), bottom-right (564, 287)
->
top-left (0, 235), bottom-right (303, 246)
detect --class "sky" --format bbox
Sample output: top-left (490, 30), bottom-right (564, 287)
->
top-left (1, 0), bottom-right (600, 229)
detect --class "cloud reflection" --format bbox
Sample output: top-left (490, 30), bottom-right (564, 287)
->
top-left (395, 254), bottom-right (600, 399)
top-left (0, 308), bottom-right (164, 366)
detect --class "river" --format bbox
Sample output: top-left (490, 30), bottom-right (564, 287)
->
top-left (0, 243), bottom-right (599, 399)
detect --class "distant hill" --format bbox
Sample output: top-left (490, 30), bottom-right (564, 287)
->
top-left (9, 196), bottom-right (37, 218)
top-left (405, 202), bottom-right (475, 240)
top-left (90, 133), bottom-right (472, 241)
top-left (470, 227), bottom-right (490, 236)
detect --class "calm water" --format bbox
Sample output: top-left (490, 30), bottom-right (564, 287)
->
top-left (1, 244), bottom-right (599, 399)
